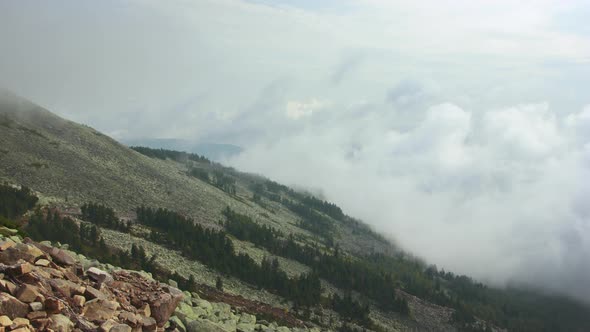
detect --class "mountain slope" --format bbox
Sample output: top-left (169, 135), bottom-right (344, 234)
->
top-left (1, 92), bottom-right (589, 332)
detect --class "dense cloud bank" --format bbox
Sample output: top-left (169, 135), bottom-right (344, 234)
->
top-left (228, 100), bottom-right (590, 303)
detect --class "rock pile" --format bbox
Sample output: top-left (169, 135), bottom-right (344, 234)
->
top-left (0, 231), bottom-right (322, 332)
top-left (0, 235), bottom-right (182, 331)
top-left (169, 292), bottom-right (319, 332)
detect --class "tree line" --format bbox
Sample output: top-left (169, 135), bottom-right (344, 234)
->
top-left (81, 202), bottom-right (130, 232)
top-left (222, 207), bottom-right (410, 318)
top-left (130, 146), bottom-right (211, 164)
top-left (132, 206), bottom-right (321, 306)
top-left (0, 183), bottom-right (38, 220)
top-left (25, 209), bottom-right (160, 274)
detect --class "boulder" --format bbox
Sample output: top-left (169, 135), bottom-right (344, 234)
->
top-left (0, 293), bottom-right (30, 319)
top-left (10, 317), bottom-right (30, 329)
top-left (0, 245), bottom-right (41, 265)
top-left (186, 320), bottom-right (225, 332)
top-left (49, 314), bottom-right (74, 332)
top-left (5, 262), bottom-right (33, 276)
top-left (82, 299), bottom-right (119, 321)
top-left (140, 316), bottom-right (157, 331)
top-left (87, 267), bottom-right (114, 285)
top-left (169, 316), bottom-right (186, 332)
top-left (194, 299), bottom-right (213, 314)
top-left (29, 302), bottom-right (43, 311)
top-left (0, 316), bottom-right (12, 327)
top-left (0, 227), bottom-right (17, 237)
top-left (174, 302), bottom-right (201, 325)
top-left (30, 317), bottom-right (51, 330)
top-left (16, 284), bottom-right (41, 303)
top-left (45, 298), bottom-right (65, 314)
top-left (49, 279), bottom-right (84, 298)
top-left (117, 311), bottom-right (138, 326)
top-left (84, 285), bottom-right (106, 300)
top-left (26, 311), bottom-right (47, 320)
top-left (72, 295), bottom-right (86, 307)
top-left (99, 319), bottom-right (118, 332)
top-left (238, 313), bottom-right (256, 325)
top-left (149, 286), bottom-right (183, 326)
top-left (137, 303), bottom-right (151, 317)
top-left (0, 279), bottom-right (17, 294)
top-left (236, 323), bottom-right (256, 332)
top-left (34, 258), bottom-right (50, 267)
top-left (110, 324), bottom-right (132, 332)
top-left (0, 239), bottom-right (15, 251)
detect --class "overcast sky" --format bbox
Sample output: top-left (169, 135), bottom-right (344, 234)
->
top-left (1, 0), bottom-right (590, 303)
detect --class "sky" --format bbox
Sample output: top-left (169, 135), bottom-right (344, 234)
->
top-left (1, 0), bottom-right (590, 303)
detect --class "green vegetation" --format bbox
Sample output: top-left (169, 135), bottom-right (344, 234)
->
top-left (0, 183), bottom-right (38, 219)
top-left (133, 205), bottom-right (321, 307)
top-left (25, 209), bottom-right (160, 275)
top-left (81, 202), bottom-right (130, 232)
top-left (222, 207), bottom-right (409, 317)
top-left (222, 207), bottom-right (590, 331)
top-left (130, 146), bottom-right (210, 163)
top-left (331, 293), bottom-right (371, 326)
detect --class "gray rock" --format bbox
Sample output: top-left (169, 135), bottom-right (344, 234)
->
top-left (169, 316), bottom-right (186, 332)
top-left (86, 267), bottom-right (114, 285)
top-left (0, 227), bottom-right (18, 236)
top-left (175, 302), bottom-right (201, 325)
top-left (238, 313), bottom-right (256, 325)
top-left (195, 299), bottom-right (213, 314)
top-left (186, 319), bottom-right (225, 332)
top-left (110, 324), bottom-right (132, 332)
top-left (182, 291), bottom-right (192, 304)
top-left (236, 323), bottom-right (256, 332)
top-left (49, 314), bottom-right (74, 332)
top-left (168, 279), bottom-right (178, 288)
top-left (8, 235), bottom-right (21, 243)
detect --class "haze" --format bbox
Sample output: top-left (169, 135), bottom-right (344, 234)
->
top-left (1, 0), bottom-right (590, 303)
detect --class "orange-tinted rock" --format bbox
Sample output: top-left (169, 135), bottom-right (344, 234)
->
top-left (16, 284), bottom-right (41, 303)
top-left (0, 316), bottom-right (12, 327)
top-left (26, 311), bottom-right (47, 320)
top-left (49, 279), bottom-right (84, 298)
top-left (30, 318), bottom-right (51, 330)
top-left (82, 299), bottom-right (119, 321)
top-left (44, 298), bottom-right (65, 314)
top-left (5, 262), bottom-right (33, 276)
top-left (0, 279), bottom-right (17, 295)
top-left (140, 316), bottom-right (157, 331)
top-left (0, 293), bottom-right (29, 319)
top-left (0, 240), bottom-right (15, 251)
top-left (84, 285), bottom-right (105, 300)
top-left (73, 294), bottom-right (86, 307)
top-left (149, 286), bottom-right (184, 327)
top-left (9, 317), bottom-right (29, 329)
top-left (48, 314), bottom-right (74, 332)
top-left (87, 267), bottom-right (114, 286)
top-left (34, 258), bottom-right (50, 267)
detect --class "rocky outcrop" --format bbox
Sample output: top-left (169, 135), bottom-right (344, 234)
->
top-left (169, 291), bottom-right (319, 332)
top-left (1, 230), bottom-right (322, 332)
top-left (0, 233), bottom-right (183, 331)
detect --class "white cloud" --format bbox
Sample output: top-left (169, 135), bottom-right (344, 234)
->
top-left (228, 99), bottom-right (590, 303)
top-left (285, 99), bottom-right (330, 119)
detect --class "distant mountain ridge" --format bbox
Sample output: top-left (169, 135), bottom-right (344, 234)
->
top-left (121, 138), bottom-right (243, 161)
